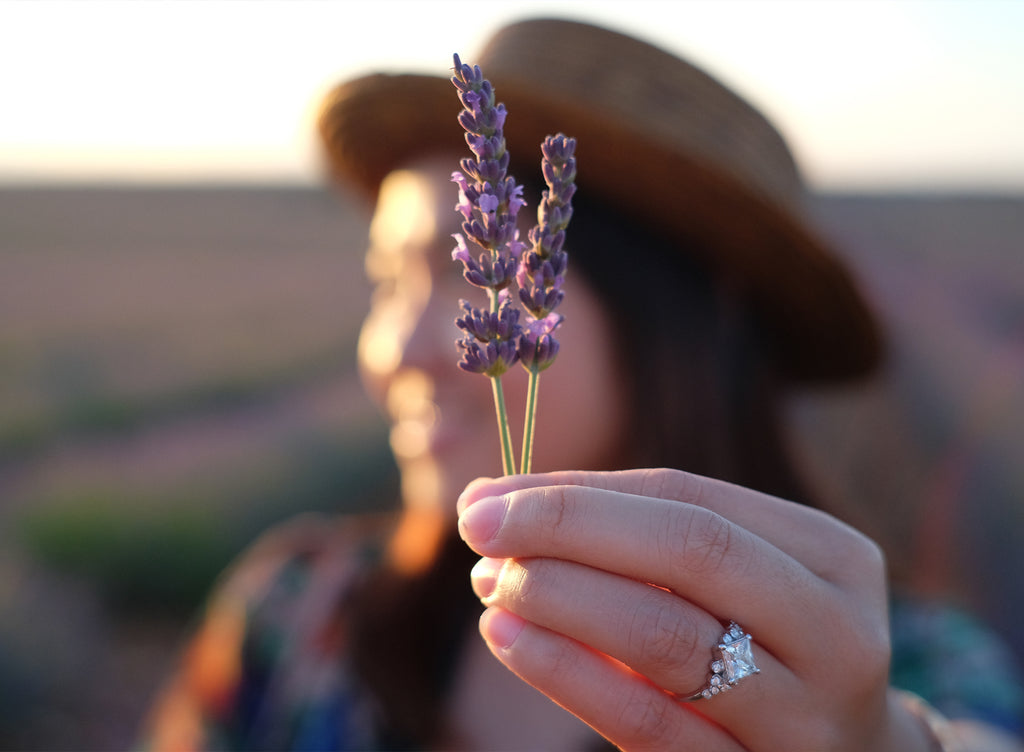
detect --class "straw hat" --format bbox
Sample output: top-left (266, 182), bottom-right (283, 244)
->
top-left (318, 17), bottom-right (882, 384)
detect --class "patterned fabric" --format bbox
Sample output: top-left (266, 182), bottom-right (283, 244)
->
top-left (142, 514), bottom-right (392, 751)
top-left (891, 595), bottom-right (1024, 736)
top-left (141, 514), bottom-right (1024, 750)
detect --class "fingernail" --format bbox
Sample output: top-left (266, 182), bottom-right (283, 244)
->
top-left (480, 607), bottom-right (525, 650)
top-left (470, 557), bottom-right (503, 599)
top-left (457, 478), bottom-right (498, 514)
top-left (458, 495), bottom-right (507, 544)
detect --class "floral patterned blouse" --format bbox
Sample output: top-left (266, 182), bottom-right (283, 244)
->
top-left (141, 513), bottom-right (1024, 751)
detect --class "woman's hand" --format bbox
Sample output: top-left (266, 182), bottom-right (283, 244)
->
top-left (457, 468), bottom-right (934, 752)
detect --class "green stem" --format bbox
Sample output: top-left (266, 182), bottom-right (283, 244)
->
top-left (491, 375), bottom-right (516, 476)
top-left (485, 287), bottom-right (516, 475)
top-left (520, 365), bottom-right (540, 474)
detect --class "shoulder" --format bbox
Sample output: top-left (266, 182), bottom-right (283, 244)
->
top-left (196, 511), bottom-right (401, 689)
top-left (144, 512), bottom-right (400, 749)
top-left (213, 511), bottom-right (398, 607)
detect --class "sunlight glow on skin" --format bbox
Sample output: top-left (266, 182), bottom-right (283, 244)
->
top-left (359, 170), bottom-right (440, 384)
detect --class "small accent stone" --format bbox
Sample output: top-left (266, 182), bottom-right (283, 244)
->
top-left (723, 622), bottom-right (744, 643)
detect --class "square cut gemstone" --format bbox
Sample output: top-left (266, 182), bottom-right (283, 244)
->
top-left (720, 633), bottom-right (759, 683)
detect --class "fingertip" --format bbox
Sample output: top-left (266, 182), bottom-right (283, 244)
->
top-left (479, 606), bottom-right (526, 651)
top-left (457, 495), bottom-right (507, 547)
top-left (469, 556), bottom-right (503, 600)
top-left (457, 476), bottom-right (500, 514)
top-left (458, 471), bottom-right (565, 513)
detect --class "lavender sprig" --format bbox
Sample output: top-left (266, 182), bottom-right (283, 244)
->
top-left (450, 53), bottom-right (576, 476)
top-left (450, 52), bottom-right (525, 475)
top-left (517, 134), bottom-right (576, 473)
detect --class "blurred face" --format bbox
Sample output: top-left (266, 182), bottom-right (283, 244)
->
top-left (357, 158), bottom-right (626, 515)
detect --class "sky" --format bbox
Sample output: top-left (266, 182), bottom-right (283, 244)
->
top-left (1, 0), bottom-right (1022, 191)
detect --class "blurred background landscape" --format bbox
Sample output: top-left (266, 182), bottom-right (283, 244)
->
top-left (2, 1), bottom-right (1022, 748)
top-left (0, 185), bottom-right (401, 748)
top-left (1, 184), bottom-right (1020, 750)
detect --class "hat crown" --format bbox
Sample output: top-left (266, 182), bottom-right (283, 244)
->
top-left (476, 18), bottom-right (803, 212)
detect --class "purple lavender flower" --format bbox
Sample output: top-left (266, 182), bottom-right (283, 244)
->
top-left (450, 53), bottom-right (526, 377)
top-left (450, 54), bottom-right (525, 261)
top-left (455, 297), bottom-right (522, 376)
top-left (518, 332), bottom-right (560, 372)
top-left (455, 298), bottom-right (521, 343)
top-left (451, 234), bottom-right (517, 290)
top-left (450, 53), bottom-right (577, 475)
top-left (516, 134), bottom-right (577, 371)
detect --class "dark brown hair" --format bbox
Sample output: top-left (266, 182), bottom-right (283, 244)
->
top-left (564, 184), bottom-right (813, 504)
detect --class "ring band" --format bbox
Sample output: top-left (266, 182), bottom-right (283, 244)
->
top-left (682, 621), bottom-right (760, 701)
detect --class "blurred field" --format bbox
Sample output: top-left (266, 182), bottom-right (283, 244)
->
top-left (0, 186), bottom-right (1021, 749)
top-left (797, 193), bottom-right (1024, 704)
top-left (0, 186), bottom-right (399, 749)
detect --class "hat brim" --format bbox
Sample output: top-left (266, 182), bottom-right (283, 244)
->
top-left (318, 72), bottom-right (882, 384)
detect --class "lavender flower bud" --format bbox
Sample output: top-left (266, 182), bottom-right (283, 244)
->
top-left (525, 311), bottom-right (563, 337)
top-left (456, 328), bottom-right (521, 377)
top-left (518, 332), bottom-right (560, 373)
top-left (450, 52), bottom-right (524, 272)
top-left (451, 236), bottom-right (517, 290)
top-left (518, 310), bottom-right (562, 372)
top-left (541, 134), bottom-right (577, 165)
top-left (516, 133), bottom-right (577, 347)
top-left (518, 286), bottom-right (565, 319)
top-left (456, 299), bottom-right (521, 343)
top-left (456, 337), bottom-right (519, 377)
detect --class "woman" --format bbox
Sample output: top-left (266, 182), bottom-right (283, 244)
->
top-left (143, 18), bottom-right (1023, 751)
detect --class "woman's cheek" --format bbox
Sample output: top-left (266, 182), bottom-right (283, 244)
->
top-left (357, 298), bottom-right (414, 406)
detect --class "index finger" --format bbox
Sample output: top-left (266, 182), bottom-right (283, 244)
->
top-left (458, 468), bottom-right (880, 584)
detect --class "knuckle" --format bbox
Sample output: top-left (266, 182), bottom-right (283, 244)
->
top-left (825, 522), bottom-right (888, 586)
top-left (822, 533), bottom-right (892, 684)
top-left (669, 508), bottom-right (738, 579)
top-left (627, 595), bottom-right (700, 678)
top-left (503, 558), bottom-right (545, 605)
top-left (534, 484), bottom-right (583, 542)
top-left (639, 467), bottom-right (703, 505)
top-left (855, 535), bottom-right (888, 584)
top-left (613, 686), bottom-right (678, 751)
top-left (543, 632), bottom-right (586, 687)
